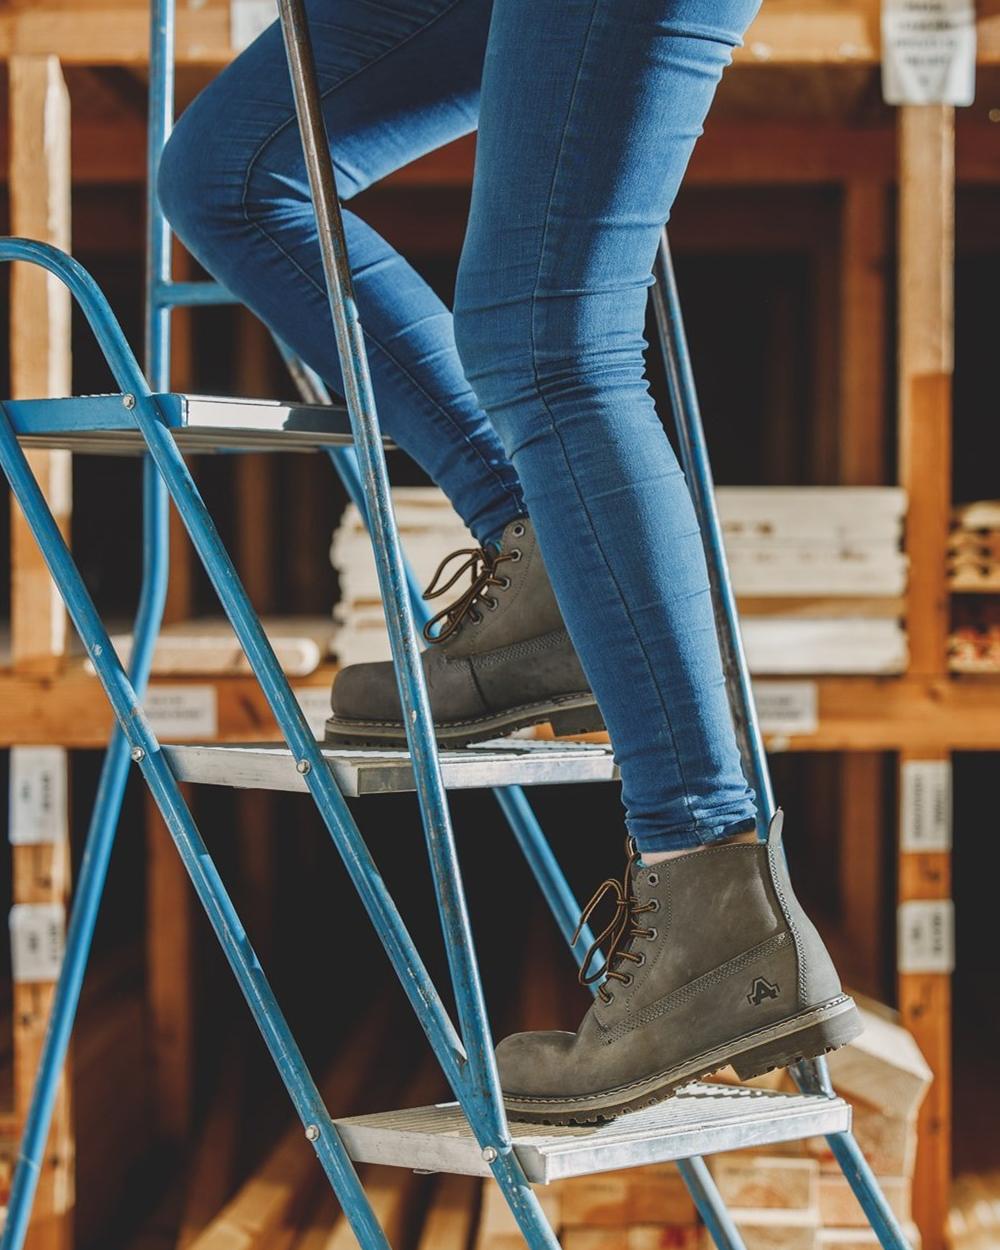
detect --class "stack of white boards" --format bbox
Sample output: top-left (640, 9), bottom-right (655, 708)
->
top-left (330, 486), bottom-right (908, 674)
top-left (83, 616), bottom-right (336, 677)
top-left (948, 500), bottom-right (1000, 593)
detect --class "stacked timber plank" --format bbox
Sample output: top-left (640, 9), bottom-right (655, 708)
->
top-left (946, 1172), bottom-right (1000, 1250)
top-left (330, 486), bottom-right (908, 673)
top-left (87, 616), bottom-right (336, 677)
top-left (948, 503), bottom-right (1000, 594)
top-left (948, 502), bottom-right (1000, 672)
top-left (701, 1004), bottom-right (929, 1250)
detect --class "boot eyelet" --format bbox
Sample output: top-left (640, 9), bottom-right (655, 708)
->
top-left (645, 927), bottom-right (658, 941)
top-left (603, 992), bottom-right (614, 1005)
top-left (647, 898), bottom-right (660, 912)
top-left (512, 523), bottom-right (526, 538)
top-left (470, 611), bottom-right (482, 625)
top-left (621, 974), bottom-right (634, 987)
top-left (634, 953), bottom-right (646, 967)
top-left (498, 577), bottom-right (512, 590)
top-left (509, 549), bottom-right (523, 562)
top-left (646, 872), bottom-right (659, 886)
top-left (485, 596), bottom-right (499, 610)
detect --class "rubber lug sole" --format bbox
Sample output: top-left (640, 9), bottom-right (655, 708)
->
top-left (324, 693), bottom-right (606, 749)
top-left (502, 996), bottom-right (863, 1126)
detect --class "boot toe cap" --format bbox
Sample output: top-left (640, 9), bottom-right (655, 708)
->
top-left (495, 1029), bottom-right (577, 1098)
top-left (330, 661), bottom-right (402, 723)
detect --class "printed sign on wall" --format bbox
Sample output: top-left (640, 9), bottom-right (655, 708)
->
top-left (9, 747), bottom-right (68, 846)
top-left (882, 0), bottom-right (976, 106)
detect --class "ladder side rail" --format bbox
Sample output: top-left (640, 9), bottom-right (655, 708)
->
top-left (0, 404), bottom-right (391, 1250)
top-left (276, 0), bottom-right (508, 1149)
top-left (650, 235), bottom-right (774, 829)
top-left (651, 233), bottom-right (911, 1250)
top-left (0, 239), bottom-right (470, 1103)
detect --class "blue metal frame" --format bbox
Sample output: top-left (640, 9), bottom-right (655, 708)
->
top-left (0, 1), bottom-right (913, 1247)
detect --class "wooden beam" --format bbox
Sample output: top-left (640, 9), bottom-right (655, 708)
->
top-left (8, 53), bottom-right (75, 1250)
top-left (898, 106), bottom-right (954, 677)
top-left (4, 0), bottom-right (1000, 67)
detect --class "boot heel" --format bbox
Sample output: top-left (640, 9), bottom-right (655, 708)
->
top-left (731, 1002), bottom-right (864, 1081)
top-left (548, 701), bottom-right (606, 737)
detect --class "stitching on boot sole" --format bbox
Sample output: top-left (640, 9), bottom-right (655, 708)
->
top-left (327, 692), bottom-right (597, 731)
top-left (504, 994), bottom-right (855, 1107)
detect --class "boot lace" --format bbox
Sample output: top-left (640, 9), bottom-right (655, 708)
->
top-left (421, 544), bottom-right (517, 644)
top-left (572, 837), bottom-right (659, 1005)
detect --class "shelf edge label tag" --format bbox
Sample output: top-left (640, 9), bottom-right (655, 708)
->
top-left (9, 747), bottom-right (69, 846)
top-left (752, 680), bottom-right (819, 737)
top-left (900, 760), bottom-right (952, 852)
top-left (10, 903), bottom-right (66, 983)
top-left (145, 686), bottom-right (218, 740)
top-left (897, 899), bottom-right (955, 973)
top-left (881, 0), bottom-right (976, 106)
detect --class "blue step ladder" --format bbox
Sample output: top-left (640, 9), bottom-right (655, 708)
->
top-left (0, 2), bottom-right (914, 1248)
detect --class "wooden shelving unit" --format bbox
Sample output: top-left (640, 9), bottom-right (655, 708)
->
top-left (2, 2), bottom-right (997, 1247)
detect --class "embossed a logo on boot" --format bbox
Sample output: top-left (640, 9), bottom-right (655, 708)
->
top-left (747, 977), bottom-right (780, 1006)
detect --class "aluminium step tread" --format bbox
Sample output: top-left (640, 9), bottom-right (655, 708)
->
top-left (332, 1082), bottom-right (850, 1182)
top-left (163, 738), bottom-right (619, 796)
top-left (6, 392), bottom-right (385, 454)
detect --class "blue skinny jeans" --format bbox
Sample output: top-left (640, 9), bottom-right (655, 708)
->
top-left (158, 0), bottom-right (760, 852)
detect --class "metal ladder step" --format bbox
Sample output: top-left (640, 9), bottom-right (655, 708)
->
top-left (164, 738), bottom-right (619, 796)
top-left (7, 392), bottom-right (379, 454)
top-left (333, 1083), bottom-right (850, 1182)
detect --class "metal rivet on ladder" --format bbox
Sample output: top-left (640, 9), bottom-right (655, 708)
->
top-left (122, 393), bottom-right (136, 409)
top-left (305, 1124), bottom-right (320, 1142)
top-left (481, 1146), bottom-right (498, 1163)
top-left (130, 747), bottom-right (145, 763)
top-left (296, 759), bottom-right (311, 775)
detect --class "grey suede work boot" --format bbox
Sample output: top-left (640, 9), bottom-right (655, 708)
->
top-left (497, 810), bottom-right (862, 1124)
top-left (325, 515), bottom-right (604, 747)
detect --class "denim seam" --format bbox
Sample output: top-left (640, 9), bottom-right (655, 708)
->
top-left (526, 0), bottom-right (696, 835)
top-left (236, 0), bottom-right (524, 524)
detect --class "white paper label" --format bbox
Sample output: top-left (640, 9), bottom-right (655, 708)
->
top-left (9, 748), bottom-right (68, 845)
top-left (753, 681), bottom-right (819, 737)
top-left (295, 687), bottom-right (330, 739)
top-left (900, 760), bottom-right (952, 851)
top-left (231, 0), bottom-right (276, 51)
top-left (897, 899), bottom-right (955, 973)
top-left (145, 686), bottom-right (218, 740)
top-left (881, 0), bottom-right (976, 106)
top-left (10, 903), bottom-right (66, 982)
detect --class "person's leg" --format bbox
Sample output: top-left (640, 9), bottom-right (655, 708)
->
top-left (453, 0), bottom-right (759, 854)
top-left (454, 0), bottom-right (861, 1118)
top-left (157, 0), bottom-right (522, 547)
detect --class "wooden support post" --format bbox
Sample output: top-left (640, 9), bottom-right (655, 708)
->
top-left (8, 54), bottom-right (75, 1250)
top-left (146, 788), bottom-right (196, 1144)
top-left (837, 178), bottom-right (890, 997)
top-left (896, 750), bottom-right (952, 1250)
top-left (896, 104), bottom-right (955, 1250)
top-left (899, 106), bottom-right (954, 676)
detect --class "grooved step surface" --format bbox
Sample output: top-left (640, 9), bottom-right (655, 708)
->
top-left (333, 1083), bottom-right (851, 1181)
top-left (8, 393), bottom-right (378, 453)
top-left (164, 738), bottom-right (619, 796)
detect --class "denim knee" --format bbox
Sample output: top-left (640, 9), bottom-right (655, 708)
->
top-left (156, 95), bottom-right (235, 258)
